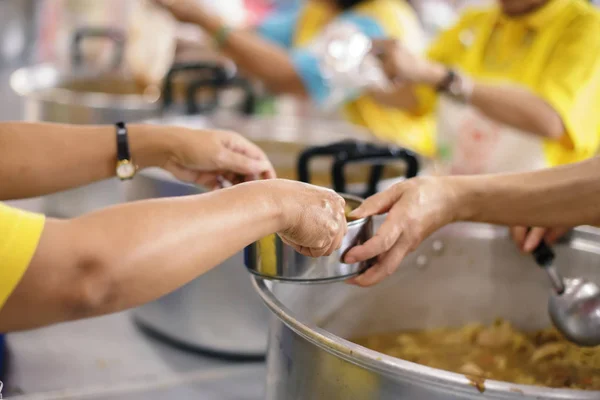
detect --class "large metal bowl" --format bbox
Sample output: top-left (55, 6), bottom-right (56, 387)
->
top-left (253, 221), bottom-right (600, 399)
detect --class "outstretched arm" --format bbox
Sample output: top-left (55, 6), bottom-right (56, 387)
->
top-left (0, 122), bottom-right (275, 200)
top-left (344, 157), bottom-right (600, 286)
top-left (0, 179), bottom-right (347, 332)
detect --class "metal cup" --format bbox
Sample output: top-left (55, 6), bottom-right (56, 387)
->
top-left (244, 194), bottom-right (374, 283)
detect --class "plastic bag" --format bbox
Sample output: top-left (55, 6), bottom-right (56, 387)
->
top-left (302, 21), bottom-right (390, 110)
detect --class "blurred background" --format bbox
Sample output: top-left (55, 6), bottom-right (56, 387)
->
top-left (1, 0), bottom-right (600, 398)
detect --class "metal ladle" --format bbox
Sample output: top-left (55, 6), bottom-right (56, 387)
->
top-left (532, 239), bottom-right (600, 347)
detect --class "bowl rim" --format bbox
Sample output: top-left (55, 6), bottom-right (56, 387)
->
top-left (339, 192), bottom-right (369, 228)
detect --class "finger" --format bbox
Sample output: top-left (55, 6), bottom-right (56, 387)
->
top-left (280, 234), bottom-right (331, 258)
top-left (195, 173), bottom-right (218, 187)
top-left (261, 164), bottom-right (277, 180)
top-left (351, 238), bottom-right (410, 287)
top-left (544, 227), bottom-right (569, 245)
top-left (225, 132), bottom-right (269, 161)
top-left (303, 244), bottom-right (330, 258)
top-left (349, 185), bottom-right (402, 219)
top-left (343, 214), bottom-right (402, 264)
top-left (326, 217), bottom-right (346, 257)
top-left (510, 226), bottom-right (527, 250)
top-left (524, 227), bottom-right (546, 253)
top-left (322, 205), bottom-right (346, 256)
top-left (216, 149), bottom-right (274, 177)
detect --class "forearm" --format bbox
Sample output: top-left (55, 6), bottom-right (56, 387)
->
top-left (0, 122), bottom-right (169, 200)
top-left (369, 84), bottom-right (421, 113)
top-left (469, 83), bottom-right (564, 139)
top-left (392, 57), bottom-right (565, 137)
top-left (454, 157), bottom-right (600, 227)
top-left (1, 181), bottom-right (281, 331)
top-left (187, 9), bottom-right (307, 96)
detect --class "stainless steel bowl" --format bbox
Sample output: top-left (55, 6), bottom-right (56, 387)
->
top-left (245, 194), bottom-right (374, 283)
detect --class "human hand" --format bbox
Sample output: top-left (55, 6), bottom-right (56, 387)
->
top-left (510, 226), bottom-right (571, 253)
top-left (153, 0), bottom-right (203, 24)
top-left (271, 180), bottom-right (347, 257)
top-left (136, 126), bottom-right (275, 189)
top-left (372, 38), bottom-right (446, 86)
top-left (343, 177), bottom-right (462, 287)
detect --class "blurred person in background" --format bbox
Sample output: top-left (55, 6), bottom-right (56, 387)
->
top-left (156, 0), bottom-right (437, 158)
top-left (0, 122), bottom-right (346, 332)
top-left (371, 0), bottom-right (600, 252)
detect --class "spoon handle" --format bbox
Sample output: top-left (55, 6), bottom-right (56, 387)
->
top-left (532, 239), bottom-right (566, 294)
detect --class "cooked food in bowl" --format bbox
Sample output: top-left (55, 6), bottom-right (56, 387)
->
top-left (344, 197), bottom-right (362, 222)
top-left (345, 203), bottom-right (356, 221)
top-left (352, 319), bottom-right (600, 390)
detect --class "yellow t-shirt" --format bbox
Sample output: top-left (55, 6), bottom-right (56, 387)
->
top-left (0, 203), bottom-right (45, 309)
top-left (417, 0), bottom-right (600, 166)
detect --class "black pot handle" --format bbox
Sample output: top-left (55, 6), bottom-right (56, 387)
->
top-left (297, 140), bottom-right (419, 198)
top-left (227, 77), bottom-right (257, 116)
top-left (186, 75), bottom-right (257, 116)
top-left (71, 27), bottom-right (125, 70)
top-left (297, 140), bottom-right (359, 184)
top-left (332, 145), bottom-right (419, 198)
top-left (162, 62), bottom-right (228, 111)
top-left (185, 76), bottom-right (222, 115)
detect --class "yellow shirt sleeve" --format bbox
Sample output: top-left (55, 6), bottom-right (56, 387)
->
top-left (535, 13), bottom-right (600, 165)
top-left (0, 203), bottom-right (46, 310)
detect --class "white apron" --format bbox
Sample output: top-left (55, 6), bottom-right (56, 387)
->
top-left (432, 96), bottom-right (548, 176)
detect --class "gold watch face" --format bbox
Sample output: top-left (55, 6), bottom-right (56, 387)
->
top-left (116, 160), bottom-right (136, 179)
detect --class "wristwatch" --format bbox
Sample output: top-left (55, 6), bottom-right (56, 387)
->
top-left (436, 69), bottom-right (474, 103)
top-left (115, 122), bottom-right (137, 180)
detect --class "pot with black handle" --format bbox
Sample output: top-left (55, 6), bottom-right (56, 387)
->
top-left (130, 119), bottom-right (419, 356)
top-left (10, 27), bottom-right (239, 218)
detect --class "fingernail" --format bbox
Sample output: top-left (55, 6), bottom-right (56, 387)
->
top-left (345, 256), bottom-right (356, 264)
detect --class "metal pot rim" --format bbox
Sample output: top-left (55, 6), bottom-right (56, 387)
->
top-left (10, 63), bottom-right (159, 110)
top-left (252, 223), bottom-right (600, 399)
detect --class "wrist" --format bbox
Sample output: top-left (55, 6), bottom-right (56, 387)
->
top-left (128, 124), bottom-right (176, 169)
top-left (422, 62), bottom-right (448, 87)
top-left (235, 180), bottom-right (286, 233)
top-left (443, 176), bottom-right (480, 223)
top-left (190, 7), bottom-right (224, 35)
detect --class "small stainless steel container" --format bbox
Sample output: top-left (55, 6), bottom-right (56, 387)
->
top-left (245, 194), bottom-right (374, 283)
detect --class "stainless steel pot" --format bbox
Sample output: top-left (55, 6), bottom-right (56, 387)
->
top-left (253, 222), bottom-right (600, 399)
top-left (129, 168), bottom-right (272, 358)
top-left (130, 115), bottom-right (421, 357)
top-left (10, 27), bottom-right (239, 124)
top-left (9, 26), bottom-right (246, 217)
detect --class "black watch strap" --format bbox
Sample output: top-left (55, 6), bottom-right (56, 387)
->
top-left (116, 122), bottom-right (131, 161)
top-left (435, 69), bottom-right (456, 93)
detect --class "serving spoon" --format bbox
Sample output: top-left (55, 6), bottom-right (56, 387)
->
top-left (532, 239), bottom-right (600, 347)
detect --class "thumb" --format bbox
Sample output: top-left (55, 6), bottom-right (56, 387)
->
top-left (350, 186), bottom-right (401, 219)
top-left (217, 150), bottom-right (272, 176)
